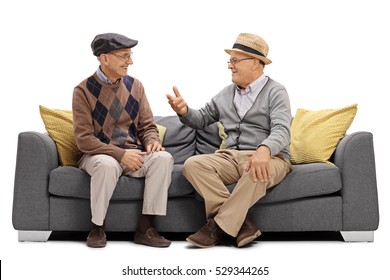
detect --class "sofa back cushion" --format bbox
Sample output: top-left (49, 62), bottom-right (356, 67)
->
top-left (195, 122), bottom-right (222, 154)
top-left (155, 116), bottom-right (196, 164)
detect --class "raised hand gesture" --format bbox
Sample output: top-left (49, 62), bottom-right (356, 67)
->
top-left (166, 86), bottom-right (188, 116)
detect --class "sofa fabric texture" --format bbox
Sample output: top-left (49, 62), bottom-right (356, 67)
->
top-left (12, 115), bottom-right (379, 236)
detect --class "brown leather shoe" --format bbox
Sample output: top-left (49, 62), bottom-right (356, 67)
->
top-left (134, 228), bottom-right (171, 247)
top-left (186, 218), bottom-right (225, 248)
top-left (87, 224), bottom-right (107, 248)
top-left (236, 215), bottom-right (261, 247)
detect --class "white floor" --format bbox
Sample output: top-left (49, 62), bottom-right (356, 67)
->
top-left (2, 228), bottom-right (389, 280)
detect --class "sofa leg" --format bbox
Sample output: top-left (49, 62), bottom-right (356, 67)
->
top-left (340, 231), bottom-right (374, 242)
top-left (18, 231), bottom-right (52, 242)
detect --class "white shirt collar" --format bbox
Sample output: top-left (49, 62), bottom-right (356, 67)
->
top-left (236, 73), bottom-right (268, 95)
top-left (96, 67), bottom-right (120, 85)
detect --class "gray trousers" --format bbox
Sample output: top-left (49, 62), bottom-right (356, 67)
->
top-left (79, 151), bottom-right (173, 226)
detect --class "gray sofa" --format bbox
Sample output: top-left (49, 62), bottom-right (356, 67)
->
top-left (12, 115), bottom-right (379, 242)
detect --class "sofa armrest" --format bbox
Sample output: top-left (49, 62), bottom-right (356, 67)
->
top-left (12, 132), bottom-right (59, 230)
top-left (333, 131), bottom-right (379, 231)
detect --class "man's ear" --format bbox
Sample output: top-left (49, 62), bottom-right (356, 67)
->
top-left (99, 54), bottom-right (109, 65)
top-left (251, 58), bottom-right (260, 70)
top-left (253, 59), bottom-right (264, 70)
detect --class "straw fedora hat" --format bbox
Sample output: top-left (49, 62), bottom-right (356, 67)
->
top-left (225, 33), bottom-right (272, 65)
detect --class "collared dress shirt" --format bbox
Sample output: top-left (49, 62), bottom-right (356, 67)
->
top-left (233, 73), bottom-right (269, 119)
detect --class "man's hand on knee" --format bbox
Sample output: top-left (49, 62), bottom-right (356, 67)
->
top-left (246, 146), bottom-right (272, 182)
top-left (121, 150), bottom-right (146, 171)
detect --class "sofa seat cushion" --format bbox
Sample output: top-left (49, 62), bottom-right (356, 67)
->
top-left (221, 163), bottom-right (342, 204)
top-left (49, 164), bottom-right (195, 200)
top-left (261, 163), bottom-right (342, 203)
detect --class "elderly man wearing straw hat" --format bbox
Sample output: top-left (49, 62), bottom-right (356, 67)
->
top-left (167, 33), bottom-right (292, 248)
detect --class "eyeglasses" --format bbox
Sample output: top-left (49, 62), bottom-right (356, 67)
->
top-left (109, 52), bottom-right (133, 62)
top-left (227, 57), bottom-right (255, 66)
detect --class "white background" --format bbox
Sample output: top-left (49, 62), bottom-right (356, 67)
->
top-left (1, 0), bottom-right (389, 279)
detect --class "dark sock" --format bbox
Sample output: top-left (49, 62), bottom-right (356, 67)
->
top-left (137, 214), bottom-right (155, 233)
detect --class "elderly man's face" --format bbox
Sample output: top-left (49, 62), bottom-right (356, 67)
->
top-left (228, 51), bottom-right (260, 90)
top-left (100, 48), bottom-right (133, 82)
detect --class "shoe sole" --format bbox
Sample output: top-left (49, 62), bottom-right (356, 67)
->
top-left (134, 239), bottom-right (171, 248)
top-left (237, 230), bottom-right (261, 248)
top-left (186, 237), bottom-right (218, 248)
top-left (87, 241), bottom-right (107, 248)
top-left (134, 233), bottom-right (171, 248)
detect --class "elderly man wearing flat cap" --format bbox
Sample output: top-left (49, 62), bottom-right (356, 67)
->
top-left (167, 33), bottom-right (292, 248)
top-left (73, 33), bottom-right (173, 248)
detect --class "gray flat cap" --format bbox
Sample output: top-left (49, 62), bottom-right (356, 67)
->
top-left (91, 33), bottom-right (138, 56)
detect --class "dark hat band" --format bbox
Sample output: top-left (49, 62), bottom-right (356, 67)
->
top-left (232, 43), bottom-right (265, 57)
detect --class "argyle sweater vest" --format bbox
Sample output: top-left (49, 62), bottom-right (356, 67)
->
top-left (72, 73), bottom-right (160, 162)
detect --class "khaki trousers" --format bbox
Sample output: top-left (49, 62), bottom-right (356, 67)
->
top-left (79, 151), bottom-right (173, 226)
top-left (183, 150), bottom-right (291, 237)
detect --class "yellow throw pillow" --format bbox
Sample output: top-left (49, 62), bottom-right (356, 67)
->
top-left (290, 104), bottom-right (358, 165)
top-left (156, 124), bottom-right (167, 143)
top-left (217, 122), bottom-right (227, 149)
top-left (39, 105), bottom-right (83, 166)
